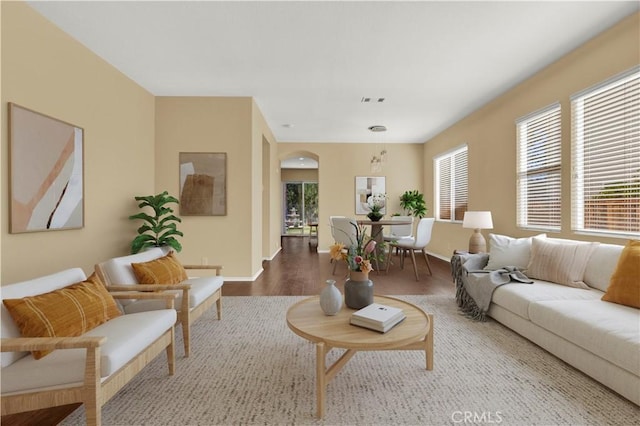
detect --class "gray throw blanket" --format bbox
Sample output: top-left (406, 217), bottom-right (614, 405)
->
top-left (452, 253), bottom-right (533, 321)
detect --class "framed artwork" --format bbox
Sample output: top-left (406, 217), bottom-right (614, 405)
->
top-left (179, 152), bottom-right (227, 216)
top-left (355, 176), bottom-right (386, 214)
top-left (9, 103), bottom-right (84, 233)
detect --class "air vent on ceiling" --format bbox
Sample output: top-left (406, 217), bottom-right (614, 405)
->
top-left (361, 97), bottom-right (385, 103)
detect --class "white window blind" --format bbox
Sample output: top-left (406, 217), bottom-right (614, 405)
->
top-left (571, 67), bottom-right (640, 237)
top-left (516, 103), bottom-right (562, 231)
top-left (435, 145), bottom-right (468, 222)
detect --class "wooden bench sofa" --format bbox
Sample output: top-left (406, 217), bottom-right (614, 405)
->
top-left (1, 268), bottom-right (177, 426)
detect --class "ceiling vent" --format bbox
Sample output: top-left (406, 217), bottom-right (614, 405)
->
top-left (368, 125), bottom-right (387, 132)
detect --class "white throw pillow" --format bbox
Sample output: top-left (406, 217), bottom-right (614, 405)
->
top-left (484, 233), bottom-right (545, 271)
top-left (526, 237), bottom-right (600, 289)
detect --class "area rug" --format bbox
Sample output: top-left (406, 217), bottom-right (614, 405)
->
top-left (62, 295), bottom-right (639, 425)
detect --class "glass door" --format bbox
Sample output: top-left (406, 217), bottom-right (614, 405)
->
top-left (283, 182), bottom-right (318, 235)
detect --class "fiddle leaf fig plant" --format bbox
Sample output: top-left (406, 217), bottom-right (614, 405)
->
top-left (129, 191), bottom-right (183, 254)
top-left (399, 190), bottom-right (428, 218)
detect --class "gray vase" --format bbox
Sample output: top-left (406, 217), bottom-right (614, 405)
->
top-left (319, 279), bottom-right (342, 315)
top-left (344, 271), bottom-right (374, 309)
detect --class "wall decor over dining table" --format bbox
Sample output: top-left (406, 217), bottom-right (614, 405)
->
top-left (179, 152), bottom-right (227, 216)
top-left (9, 103), bottom-right (84, 233)
top-left (355, 176), bottom-right (386, 215)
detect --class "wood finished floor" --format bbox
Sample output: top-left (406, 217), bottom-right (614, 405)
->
top-left (2, 236), bottom-right (455, 425)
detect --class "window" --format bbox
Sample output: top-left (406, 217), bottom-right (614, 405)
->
top-left (435, 145), bottom-right (468, 222)
top-left (571, 67), bottom-right (640, 237)
top-left (516, 103), bottom-right (562, 231)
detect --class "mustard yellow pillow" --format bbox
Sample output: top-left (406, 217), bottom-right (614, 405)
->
top-left (602, 240), bottom-right (640, 309)
top-left (3, 273), bottom-right (122, 359)
top-left (131, 251), bottom-right (188, 285)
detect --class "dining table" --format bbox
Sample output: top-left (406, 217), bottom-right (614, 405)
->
top-left (356, 218), bottom-right (412, 270)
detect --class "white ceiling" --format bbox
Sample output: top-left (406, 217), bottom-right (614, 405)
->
top-left (27, 1), bottom-right (638, 144)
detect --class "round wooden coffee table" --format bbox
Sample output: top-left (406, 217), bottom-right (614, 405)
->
top-left (286, 295), bottom-right (433, 418)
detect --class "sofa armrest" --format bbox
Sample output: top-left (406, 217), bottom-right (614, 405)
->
top-left (110, 291), bottom-right (177, 309)
top-left (1, 336), bottom-right (106, 352)
top-left (183, 265), bottom-right (223, 276)
top-left (107, 284), bottom-right (190, 291)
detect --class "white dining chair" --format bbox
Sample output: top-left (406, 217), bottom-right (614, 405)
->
top-left (329, 216), bottom-right (346, 263)
top-left (383, 215), bottom-right (414, 249)
top-left (386, 217), bottom-right (435, 281)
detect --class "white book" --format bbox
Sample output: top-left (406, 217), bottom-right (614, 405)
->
top-left (350, 303), bottom-right (406, 332)
top-left (350, 315), bottom-right (406, 333)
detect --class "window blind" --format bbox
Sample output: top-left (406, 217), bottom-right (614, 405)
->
top-left (516, 103), bottom-right (562, 230)
top-left (435, 145), bottom-right (468, 222)
top-left (571, 67), bottom-right (640, 237)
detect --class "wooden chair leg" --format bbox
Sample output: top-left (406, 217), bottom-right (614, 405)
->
top-left (386, 244), bottom-right (394, 273)
top-left (167, 327), bottom-right (175, 376)
top-left (182, 317), bottom-right (190, 357)
top-left (409, 249), bottom-right (419, 281)
top-left (332, 258), bottom-right (338, 275)
top-left (422, 249), bottom-right (433, 275)
top-left (216, 296), bottom-right (222, 320)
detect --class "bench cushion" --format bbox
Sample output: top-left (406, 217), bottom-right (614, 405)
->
top-left (1, 309), bottom-right (176, 395)
top-left (528, 299), bottom-right (640, 375)
top-left (3, 274), bottom-right (121, 359)
top-left (122, 276), bottom-right (223, 314)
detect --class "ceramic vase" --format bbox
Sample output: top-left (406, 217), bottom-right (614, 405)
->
top-left (319, 279), bottom-right (342, 315)
top-left (344, 271), bottom-right (374, 309)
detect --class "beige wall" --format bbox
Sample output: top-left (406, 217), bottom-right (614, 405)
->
top-left (279, 143), bottom-right (424, 250)
top-left (155, 97), bottom-right (266, 279)
top-left (1, 2), bottom-right (155, 284)
top-left (281, 168), bottom-right (318, 182)
top-left (423, 12), bottom-right (640, 259)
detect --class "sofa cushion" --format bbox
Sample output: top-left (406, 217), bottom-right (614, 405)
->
top-left (528, 299), bottom-right (640, 376)
top-left (123, 275), bottom-right (223, 315)
top-left (602, 240), bottom-right (640, 309)
top-left (131, 251), bottom-right (188, 285)
top-left (484, 233), bottom-right (545, 271)
top-left (0, 309), bottom-right (176, 395)
top-left (526, 237), bottom-right (599, 289)
top-left (1, 268), bottom-right (88, 368)
top-left (491, 281), bottom-right (602, 320)
top-left (99, 247), bottom-right (166, 306)
top-left (2, 273), bottom-right (121, 359)
top-left (583, 243), bottom-right (624, 292)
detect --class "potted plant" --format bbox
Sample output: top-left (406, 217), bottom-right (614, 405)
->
top-left (399, 190), bottom-right (428, 218)
top-left (129, 191), bottom-right (184, 254)
top-left (366, 193), bottom-right (386, 221)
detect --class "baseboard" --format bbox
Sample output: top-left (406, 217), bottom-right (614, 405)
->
top-left (263, 246), bottom-right (282, 262)
top-left (223, 267), bottom-right (264, 282)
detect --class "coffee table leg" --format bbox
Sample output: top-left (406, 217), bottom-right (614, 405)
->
top-left (316, 342), bottom-right (326, 418)
top-left (426, 314), bottom-right (434, 370)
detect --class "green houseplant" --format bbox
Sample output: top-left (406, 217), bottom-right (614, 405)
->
top-left (399, 190), bottom-right (428, 218)
top-left (129, 191), bottom-right (184, 254)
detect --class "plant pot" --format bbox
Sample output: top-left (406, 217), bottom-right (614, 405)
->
top-left (367, 212), bottom-right (383, 222)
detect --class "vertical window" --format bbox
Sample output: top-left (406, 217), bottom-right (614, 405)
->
top-left (571, 67), bottom-right (640, 237)
top-left (435, 145), bottom-right (468, 222)
top-left (516, 103), bottom-right (562, 231)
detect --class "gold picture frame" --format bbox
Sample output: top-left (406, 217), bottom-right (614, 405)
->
top-left (179, 152), bottom-right (227, 216)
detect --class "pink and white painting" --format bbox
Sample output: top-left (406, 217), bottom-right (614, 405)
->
top-left (9, 103), bottom-right (84, 233)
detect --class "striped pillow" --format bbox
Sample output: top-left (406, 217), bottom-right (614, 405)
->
top-left (526, 237), bottom-right (599, 289)
top-left (2, 273), bottom-right (122, 359)
top-left (131, 251), bottom-right (188, 285)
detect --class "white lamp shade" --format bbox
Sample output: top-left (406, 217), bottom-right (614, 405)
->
top-left (462, 211), bottom-right (493, 229)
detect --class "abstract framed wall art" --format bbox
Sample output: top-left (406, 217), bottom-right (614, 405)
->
top-left (355, 176), bottom-right (386, 215)
top-left (9, 103), bottom-right (84, 233)
top-left (179, 152), bottom-right (227, 216)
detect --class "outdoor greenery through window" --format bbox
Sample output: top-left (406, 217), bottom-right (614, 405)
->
top-left (516, 103), bottom-right (562, 231)
top-left (435, 145), bottom-right (468, 222)
top-left (284, 182), bottom-right (318, 235)
top-left (571, 67), bottom-right (640, 237)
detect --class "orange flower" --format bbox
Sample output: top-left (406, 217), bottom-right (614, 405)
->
top-left (329, 243), bottom-right (346, 261)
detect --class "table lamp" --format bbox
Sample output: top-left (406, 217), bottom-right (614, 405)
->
top-left (462, 211), bottom-right (493, 253)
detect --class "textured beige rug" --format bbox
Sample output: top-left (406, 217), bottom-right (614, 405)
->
top-left (62, 295), bottom-right (638, 425)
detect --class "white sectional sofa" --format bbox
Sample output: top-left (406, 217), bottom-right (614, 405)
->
top-left (1, 268), bottom-right (177, 425)
top-left (482, 240), bottom-right (640, 405)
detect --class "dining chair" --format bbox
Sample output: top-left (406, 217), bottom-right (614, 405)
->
top-left (383, 215), bottom-right (414, 254)
top-left (331, 217), bottom-right (358, 275)
top-left (386, 217), bottom-right (435, 281)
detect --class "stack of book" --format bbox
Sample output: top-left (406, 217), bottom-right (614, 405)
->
top-left (350, 303), bottom-right (406, 333)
